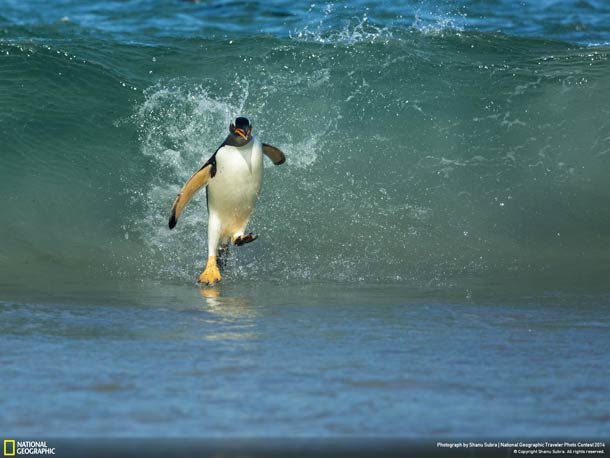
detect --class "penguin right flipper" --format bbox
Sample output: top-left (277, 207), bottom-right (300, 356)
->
top-left (262, 143), bottom-right (286, 165)
top-left (168, 163), bottom-right (213, 229)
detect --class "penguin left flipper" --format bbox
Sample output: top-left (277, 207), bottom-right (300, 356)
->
top-left (262, 143), bottom-right (286, 165)
top-left (168, 163), bottom-right (213, 229)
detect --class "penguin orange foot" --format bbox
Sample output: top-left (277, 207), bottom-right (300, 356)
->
top-left (233, 233), bottom-right (257, 246)
top-left (198, 256), bottom-right (222, 285)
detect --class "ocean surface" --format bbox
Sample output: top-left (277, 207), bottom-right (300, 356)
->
top-left (1, 0), bottom-right (609, 443)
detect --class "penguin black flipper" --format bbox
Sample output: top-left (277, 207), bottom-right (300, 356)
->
top-left (262, 143), bottom-right (286, 165)
top-left (168, 161), bottom-right (215, 229)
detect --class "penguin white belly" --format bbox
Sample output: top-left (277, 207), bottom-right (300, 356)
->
top-left (206, 138), bottom-right (263, 246)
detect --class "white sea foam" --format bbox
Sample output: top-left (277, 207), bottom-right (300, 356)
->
top-left (411, 11), bottom-right (464, 37)
top-left (290, 13), bottom-right (393, 45)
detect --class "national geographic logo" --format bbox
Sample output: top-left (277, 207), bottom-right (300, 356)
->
top-left (3, 441), bottom-right (15, 456)
top-left (3, 441), bottom-right (55, 455)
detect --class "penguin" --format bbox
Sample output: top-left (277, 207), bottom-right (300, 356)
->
top-left (168, 116), bottom-right (286, 284)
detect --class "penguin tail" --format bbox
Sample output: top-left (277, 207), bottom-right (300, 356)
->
top-left (217, 244), bottom-right (230, 271)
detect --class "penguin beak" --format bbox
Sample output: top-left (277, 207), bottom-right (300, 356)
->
top-left (234, 128), bottom-right (247, 140)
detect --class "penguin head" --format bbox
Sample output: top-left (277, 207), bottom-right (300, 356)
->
top-left (229, 117), bottom-right (252, 145)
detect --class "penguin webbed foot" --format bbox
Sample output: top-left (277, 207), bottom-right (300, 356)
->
top-left (198, 256), bottom-right (222, 285)
top-left (233, 233), bottom-right (257, 246)
top-left (198, 266), bottom-right (221, 285)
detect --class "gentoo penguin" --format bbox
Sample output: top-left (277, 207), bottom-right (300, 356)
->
top-left (168, 116), bottom-right (286, 284)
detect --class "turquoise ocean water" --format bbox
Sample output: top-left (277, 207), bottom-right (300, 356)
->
top-left (1, 0), bottom-right (609, 447)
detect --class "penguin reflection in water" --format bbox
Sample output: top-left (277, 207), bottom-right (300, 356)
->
top-left (168, 117), bottom-right (286, 284)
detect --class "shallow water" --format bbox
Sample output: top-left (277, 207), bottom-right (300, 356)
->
top-left (1, 281), bottom-right (609, 438)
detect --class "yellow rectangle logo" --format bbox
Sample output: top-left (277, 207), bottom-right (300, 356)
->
top-left (3, 440), bottom-right (15, 457)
